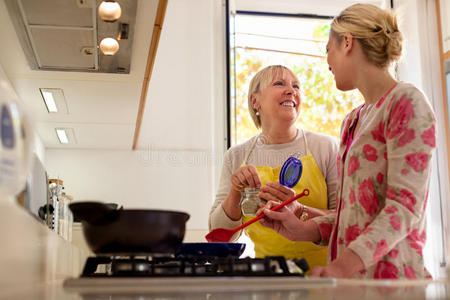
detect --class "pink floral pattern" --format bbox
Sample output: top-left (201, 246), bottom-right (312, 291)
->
top-left (396, 188), bottom-right (417, 213)
top-left (371, 121), bottom-right (386, 144)
top-left (349, 188), bottom-right (356, 204)
top-left (398, 129), bottom-right (415, 147)
top-left (374, 261), bottom-right (399, 279)
top-left (407, 229), bottom-right (426, 257)
top-left (362, 226), bottom-right (374, 234)
top-left (348, 156), bottom-right (360, 176)
top-left (404, 265), bottom-right (416, 279)
top-left (389, 214), bottom-right (401, 231)
top-left (363, 144), bottom-right (378, 161)
top-left (358, 179), bottom-right (380, 216)
top-left (373, 239), bottom-right (389, 262)
top-left (421, 125), bottom-right (436, 147)
top-left (386, 94), bottom-right (414, 139)
top-left (388, 249), bottom-right (399, 259)
top-left (386, 186), bottom-right (397, 200)
top-left (312, 83), bottom-right (435, 279)
top-left (345, 224), bottom-right (361, 247)
top-left (405, 152), bottom-right (429, 172)
top-left (376, 173), bottom-right (384, 184)
top-left (385, 206), bottom-right (398, 214)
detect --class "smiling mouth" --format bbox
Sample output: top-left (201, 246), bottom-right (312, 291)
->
top-left (280, 101), bottom-right (296, 107)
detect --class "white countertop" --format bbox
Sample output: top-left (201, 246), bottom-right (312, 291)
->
top-left (0, 199), bottom-right (449, 300)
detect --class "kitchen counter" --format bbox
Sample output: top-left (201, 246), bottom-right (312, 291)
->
top-left (0, 199), bottom-right (87, 300)
top-left (0, 199), bottom-right (449, 300)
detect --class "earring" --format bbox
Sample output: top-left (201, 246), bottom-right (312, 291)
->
top-left (255, 111), bottom-right (260, 116)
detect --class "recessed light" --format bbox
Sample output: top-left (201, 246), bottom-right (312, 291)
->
top-left (56, 129), bottom-right (69, 144)
top-left (39, 88), bottom-right (68, 114)
top-left (40, 89), bottom-right (57, 113)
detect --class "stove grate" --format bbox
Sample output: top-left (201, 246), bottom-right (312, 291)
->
top-left (80, 256), bottom-right (309, 278)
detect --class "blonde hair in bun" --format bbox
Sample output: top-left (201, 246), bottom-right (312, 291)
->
top-left (331, 3), bottom-right (403, 68)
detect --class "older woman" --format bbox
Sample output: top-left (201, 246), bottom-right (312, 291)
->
top-left (209, 65), bottom-right (338, 270)
top-left (258, 4), bottom-right (436, 279)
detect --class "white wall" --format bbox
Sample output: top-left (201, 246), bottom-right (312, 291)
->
top-left (46, 0), bottom-right (227, 237)
top-left (32, 130), bottom-right (45, 164)
top-left (46, 149), bottom-right (219, 230)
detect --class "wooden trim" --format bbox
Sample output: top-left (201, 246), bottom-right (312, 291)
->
top-left (436, 0), bottom-right (450, 176)
top-left (132, 0), bottom-right (168, 150)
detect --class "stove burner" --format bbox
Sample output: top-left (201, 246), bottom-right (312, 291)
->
top-left (80, 256), bottom-right (309, 277)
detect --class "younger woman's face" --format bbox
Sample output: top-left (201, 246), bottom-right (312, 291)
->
top-left (326, 34), bottom-right (354, 91)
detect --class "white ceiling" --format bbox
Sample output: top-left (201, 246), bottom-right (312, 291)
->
top-left (234, 0), bottom-right (386, 15)
top-left (0, 0), bottom-right (158, 150)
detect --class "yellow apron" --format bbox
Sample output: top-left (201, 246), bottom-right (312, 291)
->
top-left (242, 130), bottom-right (328, 270)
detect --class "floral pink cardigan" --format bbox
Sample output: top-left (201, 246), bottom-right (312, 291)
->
top-left (312, 82), bottom-right (436, 279)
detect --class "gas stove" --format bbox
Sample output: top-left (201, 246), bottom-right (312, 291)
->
top-left (64, 255), bottom-right (336, 294)
top-left (77, 255), bottom-right (308, 277)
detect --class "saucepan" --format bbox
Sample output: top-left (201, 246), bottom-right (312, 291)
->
top-left (69, 201), bottom-right (190, 255)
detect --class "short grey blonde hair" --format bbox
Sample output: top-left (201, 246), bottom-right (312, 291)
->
top-left (248, 65), bottom-right (298, 129)
top-left (331, 3), bottom-right (403, 68)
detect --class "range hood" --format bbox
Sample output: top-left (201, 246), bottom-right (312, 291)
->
top-left (5, 0), bottom-right (136, 74)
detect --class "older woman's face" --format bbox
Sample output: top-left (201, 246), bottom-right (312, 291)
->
top-left (254, 71), bottom-right (301, 126)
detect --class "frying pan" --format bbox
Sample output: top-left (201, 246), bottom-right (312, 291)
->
top-left (69, 202), bottom-right (190, 255)
top-left (70, 202), bottom-right (118, 223)
top-left (175, 243), bottom-right (246, 258)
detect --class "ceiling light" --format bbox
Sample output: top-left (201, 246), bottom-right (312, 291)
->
top-left (56, 129), bottom-right (69, 144)
top-left (39, 89), bottom-right (58, 112)
top-left (39, 88), bottom-right (69, 114)
top-left (42, 91), bottom-right (57, 112)
top-left (98, 1), bottom-right (122, 22)
top-left (99, 38), bottom-right (120, 55)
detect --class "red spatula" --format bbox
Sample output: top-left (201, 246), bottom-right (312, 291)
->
top-left (205, 188), bottom-right (310, 242)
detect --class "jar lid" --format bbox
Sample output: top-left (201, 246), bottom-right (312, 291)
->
top-left (243, 187), bottom-right (260, 193)
top-left (279, 156), bottom-right (303, 188)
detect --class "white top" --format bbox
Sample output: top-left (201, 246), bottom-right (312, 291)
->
top-left (209, 129), bottom-right (339, 231)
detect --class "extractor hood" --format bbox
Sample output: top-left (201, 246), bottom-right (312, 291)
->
top-left (5, 0), bottom-right (136, 74)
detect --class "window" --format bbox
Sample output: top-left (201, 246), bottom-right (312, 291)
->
top-left (229, 13), bottom-right (363, 146)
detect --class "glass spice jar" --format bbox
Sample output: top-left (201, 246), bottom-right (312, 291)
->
top-left (240, 187), bottom-right (266, 216)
